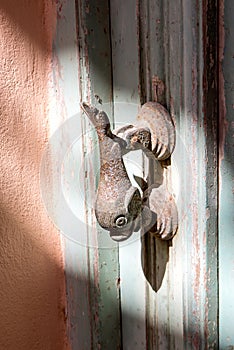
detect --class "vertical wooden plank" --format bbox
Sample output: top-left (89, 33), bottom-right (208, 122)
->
top-left (76, 0), bottom-right (122, 349)
top-left (138, 1), bottom-right (182, 349)
top-left (138, 1), bottom-right (185, 349)
top-left (51, 1), bottom-right (92, 349)
top-left (138, 0), bottom-right (219, 349)
top-left (202, 1), bottom-right (219, 346)
top-left (51, 1), bottom-right (122, 349)
top-left (179, 2), bottom-right (204, 348)
top-left (110, 1), bottom-right (147, 349)
top-left (219, 0), bottom-right (234, 347)
top-left (169, 0), bottom-right (218, 347)
top-left (179, 0), bottom-right (218, 347)
top-left (163, 2), bottom-right (185, 348)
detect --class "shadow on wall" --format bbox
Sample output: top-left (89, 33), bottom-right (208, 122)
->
top-left (0, 205), bottom-right (68, 350)
top-left (0, 0), bottom-right (56, 53)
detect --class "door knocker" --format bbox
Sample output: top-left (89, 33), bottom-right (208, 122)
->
top-left (81, 101), bottom-right (178, 242)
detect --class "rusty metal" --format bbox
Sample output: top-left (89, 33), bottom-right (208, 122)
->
top-left (81, 102), bottom-right (142, 242)
top-left (81, 101), bottom-right (178, 241)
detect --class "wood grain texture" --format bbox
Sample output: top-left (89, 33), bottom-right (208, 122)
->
top-left (52, 1), bottom-right (121, 349)
top-left (218, 0), bottom-right (234, 347)
top-left (110, 1), bottom-right (148, 348)
top-left (138, 0), bottom-right (219, 348)
top-left (53, 0), bottom-right (222, 349)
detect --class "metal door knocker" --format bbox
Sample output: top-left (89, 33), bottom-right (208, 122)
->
top-left (81, 101), bottom-right (178, 242)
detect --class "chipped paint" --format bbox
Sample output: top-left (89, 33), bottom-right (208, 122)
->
top-left (50, 0), bottom-right (229, 348)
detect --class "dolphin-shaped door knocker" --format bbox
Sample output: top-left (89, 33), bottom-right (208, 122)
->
top-left (81, 103), bottom-right (143, 242)
top-left (81, 101), bottom-right (178, 242)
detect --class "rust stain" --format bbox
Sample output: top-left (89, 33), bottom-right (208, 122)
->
top-left (55, 0), bottom-right (66, 20)
top-left (152, 75), bottom-right (165, 104)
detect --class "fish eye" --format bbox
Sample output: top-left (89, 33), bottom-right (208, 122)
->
top-left (115, 215), bottom-right (128, 228)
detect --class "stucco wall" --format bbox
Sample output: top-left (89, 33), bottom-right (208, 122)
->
top-left (0, 1), bottom-right (69, 349)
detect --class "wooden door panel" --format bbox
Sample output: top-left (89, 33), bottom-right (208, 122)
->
top-left (48, 0), bottom-right (229, 349)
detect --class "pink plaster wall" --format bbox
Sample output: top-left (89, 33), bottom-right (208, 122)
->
top-left (0, 1), bottom-right (69, 349)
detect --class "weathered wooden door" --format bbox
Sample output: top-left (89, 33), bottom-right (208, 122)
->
top-left (44, 0), bottom-right (233, 348)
